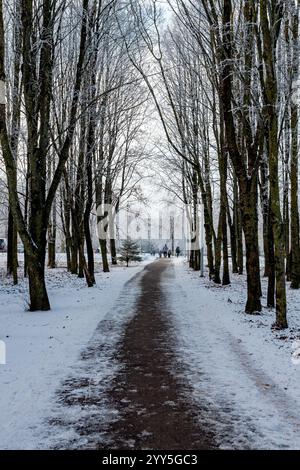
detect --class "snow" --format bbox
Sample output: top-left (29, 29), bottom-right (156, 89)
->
top-left (166, 258), bottom-right (300, 449)
top-left (0, 255), bottom-right (152, 449)
top-left (2, 253), bottom-right (300, 449)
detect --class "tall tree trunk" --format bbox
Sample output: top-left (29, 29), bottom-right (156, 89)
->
top-left (99, 238), bottom-right (109, 272)
top-left (78, 237), bottom-right (85, 279)
top-left (192, 171), bottom-right (200, 271)
top-left (219, 113), bottom-right (230, 285)
top-left (214, 211), bottom-right (222, 284)
top-left (7, 209), bottom-right (18, 284)
top-left (84, 211), bottom-right (95, 282)
top-left (227, 204), bottom-right (238, 274)
top-left (83, 83), bottom-right (96, 284)
top-left (70, 212), bottom-right (78, 275)
top-left (24, 172), bottom-right (29, 278)
top-left (27, 248), bottom-right (50, 311)
top-left (221, 0), bottom-right (261, 313)
top-left (6, 0), bottom-right (21, 285)
top-left (240, 179), bottom-right (262, 313)
top-left (260, 157), bottom-right (270, 277)
top-left (47, 207), bottom-right (56, 268)
top-left (233, 176), bottom-right (243, 275)
top-left (62, 183), bottom-right (72, 272)
top-left (267, 202), bottom-right (275, 308)
top-left (261, 0), bottom-right (287, 328)
top-left (290, 2), bottom-right (300, 289)
top-left (110, 237), bottom-right (117, 265)
top-left (283, 118), bottom-right (290, 281)
top-left (202, 147), bottom-right (215, 278)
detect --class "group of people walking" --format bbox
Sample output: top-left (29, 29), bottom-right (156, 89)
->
top-left (158, 244), bottom-right (181, 258)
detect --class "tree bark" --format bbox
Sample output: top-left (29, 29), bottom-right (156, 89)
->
top-left (290, 2), bottom-right (300, 289)
top-left (220, 0), bottom-right (261, 312)
top-left (7, 209), bottom-right (18, 284)
top-left (260, 157), bottom-right (270, 277)
top-left (239, 179), bottom-right (262, 313)
top-left (110, 237), bottom-right (118, 265)
top-left (233, 176), bottom-right (243, 275)
top-left (267, 202), bottom-right (275, 308)
top-left (214, 210), bottom-right (222, 284)
top-left (27, 249), bottom-right (50, 311)
top-left (260, 0), bottom-right (287, 328)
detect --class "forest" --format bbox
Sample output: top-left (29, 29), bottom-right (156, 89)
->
top-left (0, 0), bottom-right (300, 453)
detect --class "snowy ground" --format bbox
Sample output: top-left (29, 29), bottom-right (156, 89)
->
top-left (0, 254), bottom-right (152, 449)
top-left (1, 253), bottom-right (300, 449)
top-left (166, 258), bottom-right (300, 449)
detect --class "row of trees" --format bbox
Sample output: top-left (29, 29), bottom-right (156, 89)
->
top-left (122, 0), bottom-right (299, 329)
top-left (0, 0), bottom-right (149, 310)
top-left (0, 0), bottom-right (299, 332)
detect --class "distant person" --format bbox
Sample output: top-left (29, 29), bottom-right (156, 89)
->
top-left (163, 244), bottom-right (168, 258)
top-left (176, 246), bottom-right (181, 257)
top-left (168, 249), bottom-right (171, 258)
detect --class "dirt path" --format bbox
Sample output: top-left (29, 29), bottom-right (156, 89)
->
top-left (103, 259), bottom-right (216, 450)
top-left (47, 259), bottom-right (216, 450)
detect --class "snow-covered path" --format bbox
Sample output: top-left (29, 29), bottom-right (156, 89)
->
top-left (166, 259), bottom-right (300, 449)
top-left (2, 257), bottom-right (300, 449)
top-left (43, 258), bottom-right (300, 450)
top-left (0, 262), bottom-right (149, 449)
top-left (43, 259), bottom-right (215, 450)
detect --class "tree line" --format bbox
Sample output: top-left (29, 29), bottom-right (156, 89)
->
top-left (0, 0), bottom-right (299, 332)
top-left (0, 0), bottom-right (149, 310)
top-left (123, 0), bottom-right (299, 330)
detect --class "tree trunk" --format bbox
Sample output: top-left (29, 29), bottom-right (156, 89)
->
top-left (201, 155), bottom-right (215, 278)
top-left (100, 238), bottom-right (110, 272)
top-left (218, 104), bottom-right (230, 285)
top-left (47, 220), bottom-right (56, 268)
top-left (83, 131), bottom-right (95, 282)
top-left (70, 239), bottom-right (78, 274)
top-left (47, 235), bottom-right (56, 268)
top-left (110, 238), bottom-right (117, 265)
top-left (227, 207), bottom-right (238, 274)
top-left (260, 157), bottom-right (270, 277)
top-left (194, 249), bottom-right (200, 271)
top-left (283, 118), bottom-right (290, 281)
top-left (78, 237), bottom-right (84, 278)
top-left (219, 141), bottom-right (230, 285)
top-left (84, 211), bottom-right (95, 283)
top-left (66, 240), bottom-right (71, 272)
top-left (267, 203), bottom-right (275, 308)
top-left (78, 242), bottom-right (93, 287)
top-left (27, 248), bottom-right (50, 311)
top-left (214, 211), bottom-right (222, 284)
top-left (233, 176), bottom-right (243, 275)
top-left (290, 4), bottom-right (300, 289)
top-left (222, 202), bottom-right (230, 286)
top-left (220, 0), bottom-right (261, 313)
top-left (240, 180), bottom-right (262, 313)
top-left (21, 150), bottom-right (30, 279)
top-left (62, 181), bottom-right (72, 272)
top-left (7, 209), bottom-right (18, 284)
top-left (260, 0), bottom-right (287, 328)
